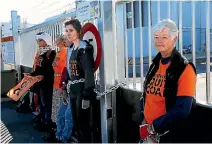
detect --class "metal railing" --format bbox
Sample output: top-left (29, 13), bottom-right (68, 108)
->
top-left (123, 1), bottom-right (211, 105)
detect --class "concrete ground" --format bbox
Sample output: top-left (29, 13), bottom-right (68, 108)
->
top-left (1, 98), bottom-right (45, 143)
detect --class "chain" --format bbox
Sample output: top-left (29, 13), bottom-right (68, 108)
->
top-left (144, 130), bottom-right (169, 143)
top-left (63, 79), bottom-right (127, 100)
top-left (94, 82), bottom-right (127, 99)
top-left (66, 78), bottom-right (85, 94)
top-left (69, 78), bottom-right (85, 85)
top-left (155, 130), bottom-right (169, 142)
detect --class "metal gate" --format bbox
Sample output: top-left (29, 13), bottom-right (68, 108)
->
top-left (107, 0), bottom-right (211, 142)
top-left (113, 1), bottom-right (211, 103)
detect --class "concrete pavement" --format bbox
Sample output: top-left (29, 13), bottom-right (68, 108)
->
top-left (1, 98), bottom-right (45, 143)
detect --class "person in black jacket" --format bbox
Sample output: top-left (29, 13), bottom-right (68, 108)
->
top-left (139, 19), bottom-right (196, 143)
top-left (64, 19), bottom-right (99, 143)
top-left (27, 32), bottom-right (56, 131)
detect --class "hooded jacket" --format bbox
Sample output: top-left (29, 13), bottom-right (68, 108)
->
top-left (66, 40), bottom-right (96, 100)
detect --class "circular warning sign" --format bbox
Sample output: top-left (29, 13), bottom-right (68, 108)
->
top-left (82, 23), bottom-right (102, 72)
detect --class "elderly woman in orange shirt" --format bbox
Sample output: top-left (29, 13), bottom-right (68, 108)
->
top-left (43, 34), bottom-right (74, 143)
top-left (139, 19), bottom-right (196, 143)
top-left (51, 35), bottom-right (71, 122)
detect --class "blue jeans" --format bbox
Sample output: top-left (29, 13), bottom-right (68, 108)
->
top-left (56, 98), bottom-right (73, 142)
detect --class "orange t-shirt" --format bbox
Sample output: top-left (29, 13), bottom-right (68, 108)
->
top-left (53, 47), bottom-right (67, 88)
top-left (144, 61), bottom-right (196, 124)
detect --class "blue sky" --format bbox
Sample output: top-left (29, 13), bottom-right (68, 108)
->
top-left (0, 0), bottom-right (75, 24)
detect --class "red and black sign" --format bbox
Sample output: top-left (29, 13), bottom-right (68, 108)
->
top-left (82, 23), bottom-right (102, 72)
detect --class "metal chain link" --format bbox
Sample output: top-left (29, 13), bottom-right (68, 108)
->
top-left (67, 78), bottom-right (85, 94)
top-left (69, 78), bottom-right (85, 84)
top-left (94, 82), bottom-right (127, 99)
top-left (142, 126), bottom-right (169, 143)
top-left (65, 78), bottom-right (127, 100)
top-left (155, 130), bottom-right (169, 142)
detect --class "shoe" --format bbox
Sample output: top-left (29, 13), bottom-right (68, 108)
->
top-left (69, 136), bottom-right (78, 143)
top-left (42, 132), bottom-right (57, 142)
top-left (33, 122), bottom-right (43, 130)
top-left (50, 122), bottom-right (56, 129)
top-left (56, 138), bottom-right (63, 143)
top-left (33, 122), bottom-right (51, 132)
top-left (31, 114), bottom-right (41, 124)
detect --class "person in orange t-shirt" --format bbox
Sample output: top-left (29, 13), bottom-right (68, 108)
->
top-left (139, 19), bottom-right (196, 143)
top-left (51, 35), bottom-right (72, 123)
top-left (43, 35), bottom-right (73, 143)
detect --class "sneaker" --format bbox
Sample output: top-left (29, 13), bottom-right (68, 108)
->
top-left (42, 132), bottom-right (57, 142)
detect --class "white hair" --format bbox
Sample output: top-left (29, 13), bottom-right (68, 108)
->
top-left (36, 32), bottom-right (52, 46)
top-left (152, 19), bottom-right (178, 39)
top-left (56, 34), bottom-right (66, 43)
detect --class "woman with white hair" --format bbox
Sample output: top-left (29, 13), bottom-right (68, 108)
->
top-left (42, 34), bottom-right (73, 142)
top-left (139, 19), bottom-right (196, 143)
top-left (51, 34), bottom-right (72, 123)
top-left (28, 32), bottom-right (56, 132)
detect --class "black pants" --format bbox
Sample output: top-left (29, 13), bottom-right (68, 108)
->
top-left (37, 86), bottom-right (53, 123)
top-left (70, 93), bottom-right (101, 143)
